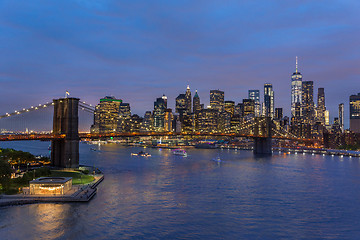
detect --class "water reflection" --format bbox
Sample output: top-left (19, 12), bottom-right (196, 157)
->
top-left (1, 143), bottom-right (360, 239)
top-left (35, 204), bottom-right (66, 235)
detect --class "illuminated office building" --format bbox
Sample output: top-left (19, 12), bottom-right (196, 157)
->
top-left (317, 88), bottom-right (326, 125)
top-left (162, 94), bottom-right (167, 108)
top-left (164, 109), bottom-right (174, 132)
top-left (302, 81), bottom-right (315, 125)
top-left (275, 108), bottom-right (283, 120)
top-left (350, 93), bottom-right (360, 133)
top-left (141, 111), bottom-right (153, 132)
top-left (291, 57), bottom-right (303, 117)
top-left (181, 113), bottom-right (195, 133)
top-left (291, 102), bottom-right (302, 137)
top-left (224, 101), bottom-right (235, 117)
top-left (249, 90), bottom-right (260, 117)
top-left (261, 102), bottom-right (266, 117)
top-left (185, 85), bottom-right (192, 114)
top-left (153, 96), bottom-right (167, 131)
top-left (92, 96), bottom-right (122, 133)
top-left (210, 90), bottom-right (224, 112)
top-left (193, 90), bottom-right (201, 113)
top-left (325, 110), bottom-right (330, 126)
top-left (339, 103), bottom-right (344, 132)
top-left (230, 115), bottom-right (242, 133)
top-left (242, 99), bottom-right (255, 117)
top-left (142, 111), bottom-right (153, 131)
top-left (118, 103), bottom-right (131, 132)
top-left (176, 94), bottom-right (187, 115)
top-left (198, 109), bottom-right (218, 133)
top-left (264, 83), bottom-right (274, 118)
top-left (234, 103), bottom-right (243, 116)
top-left (218, 111), bottom-right (231, 133)
top-left (130, 114), bottom-right (142, 132)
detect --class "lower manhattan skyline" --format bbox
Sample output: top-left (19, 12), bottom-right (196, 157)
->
top-left (1, 0), bottom-right (359, 123)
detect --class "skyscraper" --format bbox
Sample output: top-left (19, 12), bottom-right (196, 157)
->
top-left (339, 103), bottom-right (344, 132)
top-left (264, 83), bottom-right (274, 118)
top-left (249, 90), bottom-right (260, 117)
top-left (325, 110), bottom-right (330, 126)
top-left (162, 94), bottom-right (167, 107)
top-left (317, 88), bottom-right (326, 125)
top-left (291, 102), bottom-right (302, 137)
top-left (291, 57), bottom-right (303, 117)
top-left (242, 99), bottom-right (255, 117)
top-left (210, 90), bottom-right (224, 112)
top-left (164, 108), bottom-right (173, 132)
top-left (234, 103), bottom-right (243, 117)
top-left (91, 96), bottom-right (122, 133)
top-left (275, 108), bottom-right (283, 120)
top-left (130, 114), bottom-right (142, 132)
top-left (198, 109), bottom-right (218, 133)
top-left (118, 103), bottom-right (131, 132)
top-left (153, 96), bottom-right (167, 131)
top-left (141, 111), bottom-right (153, 132)
top-left (224, 101), bottom-right (235, 117)
top-left (185, 85), bottom-right (192, 114)
top-left (193, 90), bottom-right (201, 113)
top-left (302, 81), bottom-right (315, 125)
top-left (175, 94), bottom-right (186, 115)
top-left (181, 114), bottom-right (195, 133)
top-left (350, 93), bottom-right (360, 133)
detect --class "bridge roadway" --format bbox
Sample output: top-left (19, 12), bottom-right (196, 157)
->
top-left (0, 132), bottom-right (316, 143)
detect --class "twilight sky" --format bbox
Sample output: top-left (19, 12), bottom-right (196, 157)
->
top-left (1, 0), bottom-right (359, 129)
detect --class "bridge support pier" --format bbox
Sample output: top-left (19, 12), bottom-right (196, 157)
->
top-left (51, 98), bottom-right (79, 168)
top-left (253, 137), bottom-right (272, 155)
top-left (253, 117), bottom-right (272, 155)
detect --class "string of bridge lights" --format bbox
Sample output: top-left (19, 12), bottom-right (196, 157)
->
top-left (0, 101), bottom-right (95, 119)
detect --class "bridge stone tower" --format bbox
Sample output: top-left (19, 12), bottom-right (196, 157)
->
top-left (253, 117), bottom-right (272, 155)
top-left (51, 98), bottom-right (79, 168)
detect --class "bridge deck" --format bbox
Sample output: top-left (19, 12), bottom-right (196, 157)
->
top-left (0, 132), bottom-right (317, 142)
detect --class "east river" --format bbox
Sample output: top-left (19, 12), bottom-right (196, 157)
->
top-left (1, 141), bottom-right (360, 239)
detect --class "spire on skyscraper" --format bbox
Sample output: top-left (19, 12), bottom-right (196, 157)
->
top-left (296, 56), bottom-right (298, 73)
top-left (185, 85), bottom-right (192, 113)
top-left (194, 90), bottom-right (199, 98)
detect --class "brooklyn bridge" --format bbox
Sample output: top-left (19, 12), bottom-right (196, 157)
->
top-left (0, 97), bottom-right (316, 168)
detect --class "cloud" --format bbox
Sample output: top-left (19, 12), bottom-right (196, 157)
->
top-left (0, 0), bottom-right (359, 130)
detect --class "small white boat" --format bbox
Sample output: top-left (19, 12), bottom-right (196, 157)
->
top-left (172, 149), bottom-right (187, 157)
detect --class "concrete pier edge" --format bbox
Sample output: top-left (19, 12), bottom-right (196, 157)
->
top-left (0, 175), bottom-right (104, 207)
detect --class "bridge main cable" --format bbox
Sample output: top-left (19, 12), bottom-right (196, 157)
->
top-left (0, 102), bottom-right (54, 119)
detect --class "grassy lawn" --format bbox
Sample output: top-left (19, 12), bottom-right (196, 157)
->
top-left (1, 169), bottom-right (95, 194)
top-left (50, 170), bottom-right (95, 185)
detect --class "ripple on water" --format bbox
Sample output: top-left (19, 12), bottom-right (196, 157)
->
top-left (1, 144), bottom-right (360, 239)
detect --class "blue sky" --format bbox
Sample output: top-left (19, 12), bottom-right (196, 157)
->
top-left (0, 0), bottom-right (359, 129)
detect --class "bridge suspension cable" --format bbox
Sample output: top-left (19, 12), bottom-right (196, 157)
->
top-left (0, 100), bottom-right (95, 119)
top-left (0, 102), bottom-right (54, 119)
top-left (79, 101), bottom-right (95, 113)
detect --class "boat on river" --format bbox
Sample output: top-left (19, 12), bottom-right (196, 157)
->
top-left (131, 151), bottom-right (151, 157)
top-left (172, 149), bottom-right (187, 157)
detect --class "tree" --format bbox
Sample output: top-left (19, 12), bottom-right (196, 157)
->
top-left (0, 159), bottom-right (12, 191)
